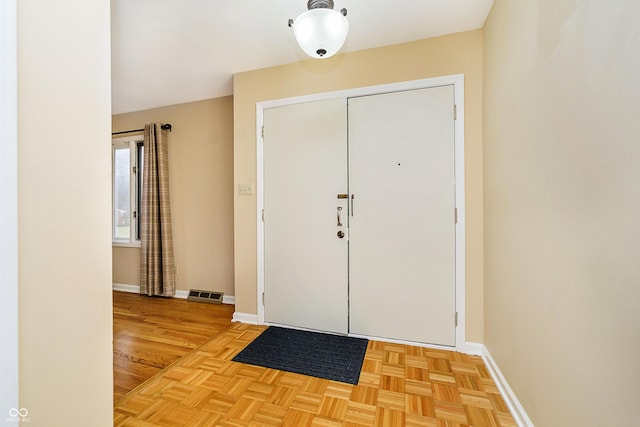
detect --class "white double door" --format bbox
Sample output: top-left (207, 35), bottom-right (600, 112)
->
top-left (263, 85), bottom-right (456, 346)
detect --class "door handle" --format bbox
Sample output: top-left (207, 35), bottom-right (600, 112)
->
top-left (337, 207), bottom-right (343, 226)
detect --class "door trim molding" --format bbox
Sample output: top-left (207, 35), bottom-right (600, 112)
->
top-left (256, 74), bottom-right (467, 350)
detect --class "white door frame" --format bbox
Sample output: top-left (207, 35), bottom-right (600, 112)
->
top-left (256, 74), bottom-right (467, 350)
top-left (1, 0), bottom-right (20, 413)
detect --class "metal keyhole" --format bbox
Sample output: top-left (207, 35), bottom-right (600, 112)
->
top-left (337, 230), bottom-right (345, 239)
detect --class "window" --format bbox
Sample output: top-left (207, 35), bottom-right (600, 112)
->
top-left (112, 136), bottom-right (143, 246)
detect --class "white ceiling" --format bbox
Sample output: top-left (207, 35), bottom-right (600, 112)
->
top-left (111, 0), bottom-right (494, 114)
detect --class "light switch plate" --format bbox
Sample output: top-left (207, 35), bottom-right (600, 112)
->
top-left (238, 183), bottom-right (255, 195)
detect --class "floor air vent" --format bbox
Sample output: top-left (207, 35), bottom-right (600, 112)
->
top-left (187, 289), bottom-right (224, 304)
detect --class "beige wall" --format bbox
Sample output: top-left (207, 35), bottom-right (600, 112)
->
top-left (18, 0), bottom-right (113, 424)
top-left (234, 30), bottom-right (485, 342)
top-left (112, 97), bottom-right (235, 296)
top-left (484, 1), bottom-right (640, 425)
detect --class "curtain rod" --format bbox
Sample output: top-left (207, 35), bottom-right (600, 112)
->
top-left (111, 123), bottom-right (172, 136)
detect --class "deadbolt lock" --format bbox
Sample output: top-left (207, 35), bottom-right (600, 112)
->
top-left (337, 230), bottom-right (345, 239)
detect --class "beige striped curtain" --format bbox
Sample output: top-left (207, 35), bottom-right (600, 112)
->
top-left (140, 123), bottom-right (176, 297)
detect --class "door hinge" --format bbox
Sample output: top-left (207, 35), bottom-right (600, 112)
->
top-left (454, 208), bottom-right (458, 224)
top-left (262, 292), bottom-right (265, 305)
top-left (455, 312), bottom-right (458, 327)
top-left (261, 209), bottom-right (265, 222)
top-left (132, 166), bottom-right (137, 174)
top-left (261, 125), bottom-right (264, 139)
top-left (453, 104), bottom-right (457, 120)
top-left (133, 211), bottom-right (137, 219)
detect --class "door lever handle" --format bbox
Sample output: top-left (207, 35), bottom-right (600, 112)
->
top-left (337, 207), bottom-right (343, 226)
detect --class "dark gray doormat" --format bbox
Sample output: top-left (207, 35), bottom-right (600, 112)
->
top-left (232, 326), bottom-right (368, 385)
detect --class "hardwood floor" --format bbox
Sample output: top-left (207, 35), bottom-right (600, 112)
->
top-left (113, 291), bottom-right (234, 401)
top-left (115, 321), bottom-right (517, 426)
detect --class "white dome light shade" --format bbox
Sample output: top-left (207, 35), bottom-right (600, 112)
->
top-left (292, 8), bottom-right (349, 59)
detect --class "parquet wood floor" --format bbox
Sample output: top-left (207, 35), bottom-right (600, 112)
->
top-left (115, 323), bottom-right (517, 426)
top-left (113, 291), bottom-right (234, 402)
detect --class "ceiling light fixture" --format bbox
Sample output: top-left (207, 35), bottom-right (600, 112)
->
top-left (288, 0), bottom-right (349, 59)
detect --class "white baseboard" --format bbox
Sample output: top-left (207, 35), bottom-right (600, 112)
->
top-left (175, 289), bottom-right (189, 299)
top-left (113, 283), bottom-right (140, 294)
top-left (480, 345), bottom-right (535, 427)
top-left (459, 341), bottom-right (485, 356)
top-left (112, 283), bottom-right (235, 305)
top-left (232, 312), bottom-right (259, 324)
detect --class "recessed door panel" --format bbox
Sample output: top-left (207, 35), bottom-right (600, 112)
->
top-left (348, 86), bottom-right (456, 346)
top-left (263, 98), bottom-right (348, 334)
